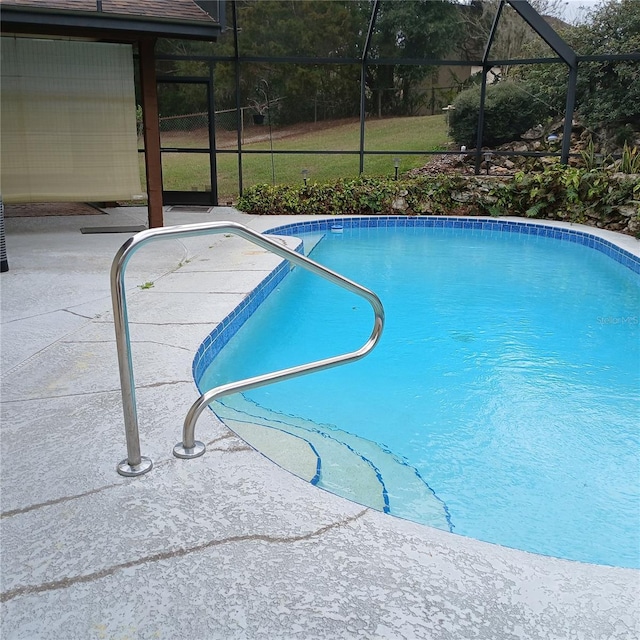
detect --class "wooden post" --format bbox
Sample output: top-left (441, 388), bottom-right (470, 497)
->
top-left (138, 38), bottom-right (163, 228)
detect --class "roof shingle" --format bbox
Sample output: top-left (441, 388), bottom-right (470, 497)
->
top-left (0, 0), bottom-right (216, 23)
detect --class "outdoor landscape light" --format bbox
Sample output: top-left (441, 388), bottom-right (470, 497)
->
top-left (393, 157), bottom-right (400, 180)
top-left (302, 168), bottom-right (309, 186)
top-left (483, 151), bottom-right (493, 175)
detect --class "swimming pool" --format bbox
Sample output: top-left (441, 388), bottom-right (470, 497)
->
top-left (194, 217), bottom-right (640, 569)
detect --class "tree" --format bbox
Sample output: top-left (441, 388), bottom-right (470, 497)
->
top-left (154, 1), bottom-right (463, 122)
top-left (458, 0), bottom-right (566, 71)
top-left (155, 2), bottom-right (365, 122)
top-left (231, 0), bottom-right (363, 123)
top-left (570, 0), bottom-right (640, 132)
top-left (513, 0), bottom-right (640, 134)
top-left (365, 0), bottom-right (462, 116)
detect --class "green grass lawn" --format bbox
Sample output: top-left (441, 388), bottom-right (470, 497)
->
top-left (146, 114), bottom-right (450, 201)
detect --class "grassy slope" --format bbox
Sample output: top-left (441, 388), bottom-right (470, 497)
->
top-left (149, 114), bottom-right (450, 201)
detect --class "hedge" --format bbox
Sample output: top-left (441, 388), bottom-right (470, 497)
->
top-left (237, 168), bottom-right (640, 236)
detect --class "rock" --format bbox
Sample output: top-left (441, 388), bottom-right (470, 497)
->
top-left (451, 191), bottom-right (472, 203)
top-left (627, 217), bottom-right (640, 234)
top-left (548, 118), bottom-right (564, 133)
top-left (617, 205), bottom-right (637, 218)
top-left (392, 197), bottom-right (408, 211)
top-left (521, 124), bottom-right (544, 140)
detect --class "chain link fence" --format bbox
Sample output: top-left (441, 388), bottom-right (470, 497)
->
top-left (159, 111), bottom-right (209, 132)
top-left (158, 107), bottom-right (258, 148)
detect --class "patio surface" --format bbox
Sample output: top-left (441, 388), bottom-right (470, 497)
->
top-left (1, 206), bottom-right (638, 639)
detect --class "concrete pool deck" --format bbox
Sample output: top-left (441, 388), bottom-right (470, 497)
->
top-left (1, 206), bottom-right (638, 639)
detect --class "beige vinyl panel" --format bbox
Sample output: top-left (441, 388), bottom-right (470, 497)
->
top-left (1, 37), bottom-right (144, 203)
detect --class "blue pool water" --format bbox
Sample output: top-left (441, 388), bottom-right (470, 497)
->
top-left (200, 222), bottom-right (640, 568)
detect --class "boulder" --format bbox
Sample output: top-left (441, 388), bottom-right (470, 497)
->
top-left (521, 124), bottom-right (544, 140)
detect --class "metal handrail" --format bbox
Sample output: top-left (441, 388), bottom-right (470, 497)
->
top-left (111, 220), bottom-right (384, 476)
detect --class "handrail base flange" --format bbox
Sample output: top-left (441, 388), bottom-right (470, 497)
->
top-left (117, 456), bottom-right (153, 477)
top-left (173, 441), bottom-right (206, 459)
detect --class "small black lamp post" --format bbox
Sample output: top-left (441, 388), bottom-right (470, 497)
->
top-left (393, 157), bottom-right (400, 180)
top-left (302, 169), bottom-right (309, 186)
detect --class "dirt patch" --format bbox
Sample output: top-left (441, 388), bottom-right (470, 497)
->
top-left (237, 118), bottom-right (360, 147)
top-left (159, 118), bottom-right (360, 149)
top-left (4, 202), bottom-right (105, 217)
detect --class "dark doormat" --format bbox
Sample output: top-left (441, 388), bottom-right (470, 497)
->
top-left (168, 206), bottom-right (213, 213)
top-left (80, 226), bottom-right (146, 234)
top-left (4, 202), bottom-right (105, 217)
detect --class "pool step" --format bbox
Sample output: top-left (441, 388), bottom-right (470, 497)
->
top-left (213, 395), bottom-right (451, 531)
top-left (215, 400), bottom-right (387, 513)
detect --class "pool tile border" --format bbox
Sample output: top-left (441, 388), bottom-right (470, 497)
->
top-left (268, 216), bottom-right (640, 274)
top-left (192, 253), bottom-right (295, 384)
top-left (193, 217), bottom-right (640, 385)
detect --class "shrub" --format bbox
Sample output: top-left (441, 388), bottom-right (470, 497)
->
top-left (236, 167), bottom-right (639, 235)
top-left (487, 165), bottom-right (639, 223)
top-left (237, 177), bottom-right (403, 217)
top-left (449, 82), bottom-right (545, 148)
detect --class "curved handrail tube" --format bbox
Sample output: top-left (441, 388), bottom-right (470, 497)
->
top-left (110, 220), bottom-right (384, 476)
top-left (178, 291), bottom-right (383, 453)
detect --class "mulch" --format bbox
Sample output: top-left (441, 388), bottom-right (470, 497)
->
top-left (4, 202), bottom-right (105, 217)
